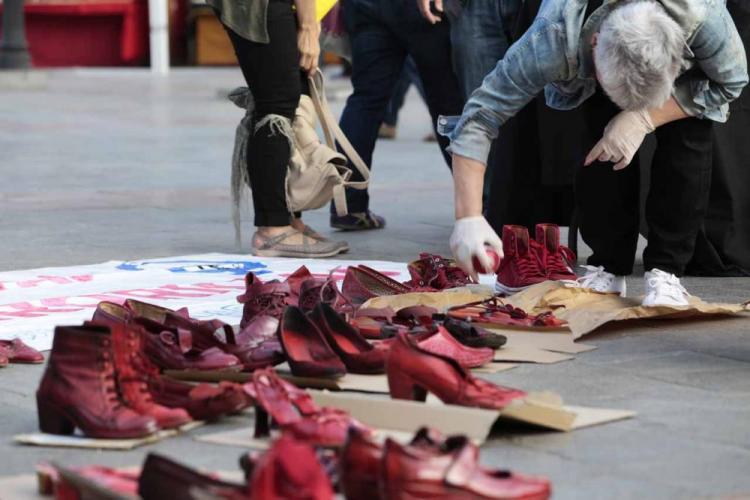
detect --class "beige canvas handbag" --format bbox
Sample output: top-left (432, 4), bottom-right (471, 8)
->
top-left (287, 69), bottom-right (370, 216)
top-left (229, 69), bottom-right (370, 245)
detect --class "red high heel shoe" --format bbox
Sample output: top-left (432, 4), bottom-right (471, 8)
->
top-left (245, 368), bottom-right (369, 447)
top-left (309, 303), bottom-right (385, 374)
top-left (278, 306), bottom-right (346, 378)
top-left (386, 332), bottom-right (526, 410)
top-left (416, 325), bottom-right (494, 369)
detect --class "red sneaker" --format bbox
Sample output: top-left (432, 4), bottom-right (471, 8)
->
top-left (495, 225), bottom-right (547, 295)
top-left (535, 223), bottom-right (577, 281)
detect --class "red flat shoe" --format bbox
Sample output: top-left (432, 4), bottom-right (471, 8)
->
top-left (342, 266), bottom-right (412, 305)
top-left (0, 338), bottom-right (44, 364)
top-left (310, 304), bottom-right (385, 374)
top-left (447, 298), bottom-right (565, 329)
top-left (250, 434), bottom-right (335, 500)
top-left (246, 368), bottom-right (368, 447)
top-left (381, 437), bottom-right (551, 500)
top-left (278, 306), bottom-right (346, 379)
top-left (94, 302), bottom-right (242, 372)
top-left (138, 453), bottom-right (247, 500)
top-left (386, 332), bottom-right (526, 410)
top-left (52, 464), bottom-right (140, 500)
top-left (150, 378), bottom-right (250, 421)
top-left (416, 326), bottom-right (494, 369)
top-left (340, 427), bottom-right (383, 500)
top-left (405, 253), bottom-right (476, 290)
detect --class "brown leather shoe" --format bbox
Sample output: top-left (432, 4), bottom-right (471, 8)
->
top-left (138, 453), bottom-right (247, 500)
top-left (36, 325), bottom-right (159, 439)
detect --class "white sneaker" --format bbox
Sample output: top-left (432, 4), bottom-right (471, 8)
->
top-left (642, 268), bottom-right (690, 307)
top-left (574, 265), bottom-right (627, 295)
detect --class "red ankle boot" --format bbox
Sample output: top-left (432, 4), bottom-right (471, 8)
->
top-left (495, 225), bottom-right (547, 295)
top-left (36, 325), bottom-right (159, 439)
top-left (535, 223), bottom-right (577, 281)
top-left (106, 322), bottom-right (192, 430)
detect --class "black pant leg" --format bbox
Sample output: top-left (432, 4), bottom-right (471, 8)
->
top-left (223, 0), bottom-right (301, 227)
top-left (576, 90), bottom-right (640, 276)
top-left (643, 118), bottom-right (713, 276)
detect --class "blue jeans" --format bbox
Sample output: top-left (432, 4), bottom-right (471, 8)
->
top-left (447, 0), bottom-right (520, 206)
top-left (383, 57), bottom-right (427, 127)
top-left (334, 0), bottom-right (464, 214)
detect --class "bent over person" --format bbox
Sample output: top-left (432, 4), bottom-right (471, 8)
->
top-left (442, 0), bottom-right (748, 306)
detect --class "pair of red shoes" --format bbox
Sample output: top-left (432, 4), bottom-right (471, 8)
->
top-left (244, 368), bottom-right (370, 448)
top-left (387, 332), bottom-right (526, 410)
top-left (278, 303), bottom-right (386, 378)
top-left (342, 427), bottom-right (551, 500)
top-left (448, 298), bottom-right (566, 330)
top-left (0, 338), bottom-right (44, 367)
top-left (36, 320), bottom-right (250, 439)
top-left (495, 224), bottom-right (577, 295)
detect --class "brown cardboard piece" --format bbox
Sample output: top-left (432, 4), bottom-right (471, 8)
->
top-left (361, 287), bottom-right (492, 312)
top-left (506, 281), bottom-right (750, 339)
top-left (13, 421), bottom-right (203, 450)
top-left (492, 345), bottom-right (574, 364)
top-left (490, 330), bottom-right (597, 355)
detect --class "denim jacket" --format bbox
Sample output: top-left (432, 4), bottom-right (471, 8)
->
top-left (440, 0), bottom-right (749, 165)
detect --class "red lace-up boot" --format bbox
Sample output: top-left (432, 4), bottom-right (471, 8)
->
top-left (535, 223), bottom-right (577, 281)
top-left (106, 322), bottom-right (192, 430)
top-left (495, 225), bottom-right (547, 295)
top-left (36, 325), bottom-right (158, 438)
top-left (237, 272), bottom-right (291, 329)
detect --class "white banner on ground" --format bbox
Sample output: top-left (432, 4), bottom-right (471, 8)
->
top-left (0, 254), bottom-right (413, 351)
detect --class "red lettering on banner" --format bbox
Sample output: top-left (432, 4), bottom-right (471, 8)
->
top-left (0, 301), bottom-right (84, 319)
top-left (1, 274), bottom-right (96, 290)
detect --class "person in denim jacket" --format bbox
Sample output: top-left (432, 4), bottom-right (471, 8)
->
top-left (443, 0), bottom-right (747, 306)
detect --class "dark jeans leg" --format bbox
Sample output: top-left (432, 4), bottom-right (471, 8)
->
top-left (335, 0), bottom-right (407, 213)
top-left (643, 118), bottom-right (713, 276)
top-left (223, 0), bottom-right (301, 227)
top-left (383, 57), bottom-right (417, 126)
top-left (577, 90), bottom-right (640, 276)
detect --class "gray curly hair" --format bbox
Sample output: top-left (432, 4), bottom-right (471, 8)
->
top-left (595, 0), bottom-right (685, 110)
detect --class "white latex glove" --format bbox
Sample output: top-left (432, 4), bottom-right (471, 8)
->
top-left (450, 216), bottom-right (503, 281)
top-left (585, 109), bottom-right (655, 170)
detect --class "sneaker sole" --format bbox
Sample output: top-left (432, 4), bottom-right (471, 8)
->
top-left (252, 247), bottom-right (341, 259)
top-left (330, 223), bottom-right (386, 232)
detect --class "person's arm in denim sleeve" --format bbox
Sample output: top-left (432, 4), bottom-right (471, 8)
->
top-left (448, 18), bottom-right (570, 165)
top-left (673, 6), bottom-right (748, 119)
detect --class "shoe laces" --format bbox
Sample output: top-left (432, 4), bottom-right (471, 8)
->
top-left (99, 346), bottom-right (124, 409)
top-left (545, 245), bottom-right (576, 276)
top-left (517, 242), bottom-right (547, 278)
top-left (576, 265), bottom-right (616, 292)
top-left (319, 267), bottom-right (355, 317)
top-left (419, 254), bottom-right (473, 288)
top-left (251, 291), bottom-right (289, 318)
top-left (647, 270), bottom-right (688, 299)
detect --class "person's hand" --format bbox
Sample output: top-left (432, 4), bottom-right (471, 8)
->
top-left (450, 216), bottom-right (503, 281)
top-left (297, 24), bottom-right (321, 75)
top-left (584, 109), bottom-right (655, 170)
top-left (417, 0), bottom-right (442, 24)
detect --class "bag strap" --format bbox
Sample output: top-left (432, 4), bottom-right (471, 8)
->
top-left (308, 69), bottom-right (370, 188)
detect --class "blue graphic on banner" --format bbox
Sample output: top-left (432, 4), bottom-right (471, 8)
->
top-left (116, 260), bottom-right (270, 276)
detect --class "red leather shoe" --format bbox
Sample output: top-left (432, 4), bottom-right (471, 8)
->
top-left (386, 332), bottom-right (526, 410)
top-left (416, 326), bottom-right (494, 369)
top-left (52, 465), bottom-right (140, 500)
top-left (495, 225), bottom-right (548, 295)
top-left (104, 322), bottom-right (192, 430)
top-left (36, 325), bottom-right (159, 439)
top-left (310, 303), bottom-right (385, 374)
top-left (381, 437), bottom-right (551, 500)
top-left (151, 378), bottom-right (250, 421)
top-left (406, 253), bottom-right (476, 290)
top-left (236, 272), bottom-right (291, 329)
top-left (250, 434), bottom-right (335, 500)
top-left (442, 317), bottom-right (507, 349)
top-left (246, 368), bottom-right (368, 447)
top-left (0, 338), bottom-right (44, 364)
top-left (342, 266), bottom-right (412, 305)
top-left (298, 272), bottom-right (354, 316)
top-left (278, 306), bottom-right (346, 378)
top-left (0, 345), bottom-right (8, 368)
top-left (94, 302), bottom-right (242, 372)
top-left (138, 453), bottom-right (248, 500)
top-left (340, 426), bottom-right (384, 500)
top-left (535, 223), bottom-right (577, 281)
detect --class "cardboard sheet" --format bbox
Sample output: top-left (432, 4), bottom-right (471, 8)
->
top-left (489, 330), bottom-right (597, 355)
top-left (14, 421), bottom-right (203, 450)
top-left (492, 345), bottom-right (574, 364)
top-left (506, 282), bottom-right (750, 339)
top-left (361, 288), bottom-right (492, 313)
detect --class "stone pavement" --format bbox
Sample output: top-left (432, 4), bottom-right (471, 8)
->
top-left (1, 68), bottom-right (750, 499)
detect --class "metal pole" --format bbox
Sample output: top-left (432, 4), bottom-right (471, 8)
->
top-left (0, 0), bottom-right (31, 69)
top-left (148, 0), bottom-right (169, 74)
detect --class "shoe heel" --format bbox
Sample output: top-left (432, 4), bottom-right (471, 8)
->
top-left (36, 397), bottom-right (75, 435)
top-left (253, 405), bottom-right (270, 439)
top-left (387, 369), bottom-right (427, 402)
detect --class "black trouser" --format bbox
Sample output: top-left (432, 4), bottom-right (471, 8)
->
top-left (223, 0), bottom-right (304, 227)
top-left (334, 0), bottom-right (465, 213)
top-left (578, 90), bottom-right (713, 277)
